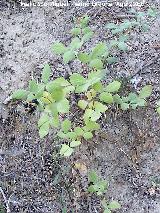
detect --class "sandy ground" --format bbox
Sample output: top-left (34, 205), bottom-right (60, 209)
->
top-left (0, 1), bottom-right (160, 212)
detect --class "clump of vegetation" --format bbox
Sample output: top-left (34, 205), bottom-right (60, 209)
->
top-left (12, 15), bottom-right (155, 157)
top-left (88, 171), bottom-right (121, 213)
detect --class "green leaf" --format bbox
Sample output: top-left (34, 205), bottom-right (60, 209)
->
top-left (157, 107), bottom-right (160, 115)
top-left (89, 59), bottom-right (103, 69)
top-left (83, 131), bottom-right (93, 139)
top-left (39, 122), bottom-right (50, 138)
top-left (70, 73), bottom-right (86, 86)
top-left (42, 64), bottom-right (51, 84)
top-left (104, 209), bottom-right (111, 213)
top-left (92, 82), bottom-right (103, 92)
top-left (88, 171), bottom-right (98, 183)
top-left (82, 31), bottom-right (93, 42)
top-left (74, 127), bottom-right (84, 136)
top-left (108, 201), bottom-right (121, 210)
top-left (94, 101), bottom-right (108, 113)
top-left (107, 57), bottom-right (118, 64)
top-left (82, 27), bottom-right (92, 34)
top-left (38, 114), bottom-right (49, 127)
top-left (118, 41), bottom-right (128, 51)
top-left (147, 8), bottom-right (157, 17)
top-left (121, 103), bottom-right (129, 110)
top-left (12, 89), bottom-right (28, 100)
top-left (61, 119), bottom-right (71, 133)
top-left (51, 42), bottom-right (66, 54)
top-left (66, 132), bottom-right (77, 140)
top-left (139, 85), bottom-right (152, 99)
top-left (71, 27), bottom-right (81, 36)
top-left (91, 42), bottom-right (108, 59)
top-left (51, 88), bottom-right (64, 101)
top-left (70, 37), bottom-right (82, 50)
top-left (63, 51), bottom-right (75, 64)
top-left (50, 116), bottom-right (59, 128)
top-left (91, 111), bottom-right (101, 121)
top-left (60, 144), bottom-right (74, 157)
top-left (57, 131), bottom-right (67, 139)
top-left (105, 81), bottom-right (121, 93)
top-left (78, 100), bottom-right (88, 110)
top-left (113, 94), bottom-right (122, 104)
top-left (137, 98), bottom-right (147, 106)
top-left (80, 15), bottom-right (90, 28)
top-left (106, 23), bottom-right (117, 29)
top-left (70, 140), bottom-right (81, 148)
top-left (84, 121), bottom-right (100, 131)
top-left (100, 92), bottom-right (113, 104)
top-left (78, 52), bottom-right (90, 63)
top-left (56, 99), bottom-right (70, 113)
top-left (29, 79), bottom-right (38, 93)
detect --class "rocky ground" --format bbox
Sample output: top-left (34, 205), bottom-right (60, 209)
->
top-left (0, 0), bottom-right (160, 213)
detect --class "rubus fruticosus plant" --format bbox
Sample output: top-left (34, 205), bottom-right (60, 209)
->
top-left (12, 15), bottom-right (153, 157)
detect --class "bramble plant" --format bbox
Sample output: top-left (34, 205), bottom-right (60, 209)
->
top-left (88, 171), bottom-right (121, 213)
top-left (12, 15), bottom-right (153, 157)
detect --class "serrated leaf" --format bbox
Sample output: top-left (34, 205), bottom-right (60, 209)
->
top-left (139, 85), bottom-right (152, 99)
top-left (118, 41), bottom-right (128, 51)
top-left (78, 100), bottom-right (88, 110)
top-left (61, 119), bottom-right (71, 133)
top-left (50, 116), bottom-right (59, 128)
top-left (70, 73), bottom-right (86, 86)
top-left (39, 122), bottom-right (50, 138)
top-left (89, 59), bottom-right (103, 69)
top-left (80, 15), bottom-right (90, 28)
top-left (38, 114), bottom-right (49, 127)
top-left (51, 88), bottom-right (64, 101)
top-left (57, 131), bottom-right (67, 139)
top-left (113, 94), bottom-right (122, 104)
top-left (88, 170), bottom-right (98, 183)
top-left (82, 31), bottom-right (93, 42)
top-left (108, 201), bottom-right (121, 210)
top-left (51, 42), bottom-right (66, 54)
top-left (71, 27), bottom-right (81, 36)
top-left (63, 51), bottom-right (75, 64)
top-left (66, 131), bottom-right (77, 140)
top-left (104, 209), bottom-right (111, 213)
top-left (74, 127), bottom-right (84, 136)
top-left (91, 111), bottom-right (101, 121)
top-left (107, 56), bottom-right (118, 64)
top-left (106, 23), bottom-right (117, 29)
top-left (60, 144), bottom-right (73, 157)
top-left (137, 98), bottom-right (147, 106)
top-left (94, 101), bottom-right (108, 113)
top-left (29, 79), bottom-right (38, 93)
top-left (83, 131), bottom-right (93, 139)
top-left (82, 26), bottom-right (92, 34)
top-left (42, 64), bottom-right (51, 84)
top-left (78, 52), bottom-right (90, 63)
top-left (92, 82), bottom-right (103, 92)
top-left (100, 92), bottom-right (113, 104)
top-left (56, 98), bottom-right (70, 113)
top-left (85, 121), bottom-right (100, 131)
top-left (121, 102), bottom-right (129, 110)
top-left (91, 42), bottom-right (108, 59)
top-left (157, 107), bottom-right (160, 115)
top-left (70, 37), bottom-right (82, 50)
top-left (70, 140), bottom-right (81, 148)
top-left (105, 81), bottom-right (121, 93)
top-left (12, 89), bottom-right (28, 100)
